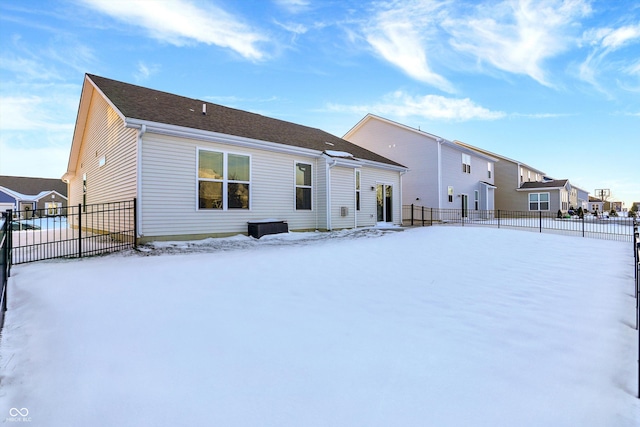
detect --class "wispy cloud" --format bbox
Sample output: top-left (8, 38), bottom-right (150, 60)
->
top-left (580, 23), bottom-right (640, 90)
top-left (134, 61), bottom-right (160, 82)
top-left (78, 0), bottom-right (269, 61)
top-left (362, 1), bottom-right (454, 93)
top-left (273, 0), bottom-right (310, 14)
top-left (443, 0), bottom-right (591, 87)
top-left (327, 91), bottom-right (505, 121)
top-left (0, 93), bottom-right (76, 132)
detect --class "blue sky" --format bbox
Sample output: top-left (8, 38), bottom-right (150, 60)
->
top-left (1, 0), bottom-right (638, 207)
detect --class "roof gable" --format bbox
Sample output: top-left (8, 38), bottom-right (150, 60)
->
top-left (85, 74), bottom-right (405, 168)
top-left (344, 114), bottom-right (498, 162)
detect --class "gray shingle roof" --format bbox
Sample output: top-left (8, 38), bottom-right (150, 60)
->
top-left (0, 175), bottom-right (67, 197)
top-left (87, 74), bottom-right (405, 168)
top-left (519, 179), bottom-right (568, 189)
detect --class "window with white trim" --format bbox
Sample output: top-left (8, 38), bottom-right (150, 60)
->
top-left (474, 190), bottom-right (479, 210)
top-left (487, 162), bottom-right (492, 179)
top-left (529, 192), bottom-right (550, 211)
top-left (355, 170), bottom-right (361, 211)
top-left (198, 149), bottom-right (250, 210)
top-left (296, 162), bottom-right (312, 210)
top-left (462, 153), bottom-right (471, 174)
top-left (448, 186), bottom-right (454, 203)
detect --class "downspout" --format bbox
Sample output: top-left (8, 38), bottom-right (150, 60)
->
top-left (326, 158), bottom-right (337, 231)
top-left (136, 124), bottom-right (146, 239)
top-left (437, 139), bottom-right (443, 209)
top-left (399, 170), bottom-right (406, 225)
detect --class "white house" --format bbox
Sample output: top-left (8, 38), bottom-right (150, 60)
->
top-left (62, 75), bottom-right (407, 242)
top-left (344, 114), bottom-right (496, 217)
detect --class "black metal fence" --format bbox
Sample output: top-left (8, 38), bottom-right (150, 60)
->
top-left (403, 205), bottom-right (635, 242)
top-left (0, 213), bottom-right (9, 329)
top-left (633, 220), bottom-right (640, 398)
top-left (7, 199), bottom-right (137, 266)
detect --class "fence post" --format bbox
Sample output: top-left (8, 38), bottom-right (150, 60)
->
top-left (539, 211), bottom-right (542, 233)
top-left (497, 210), bottom-right (501, 228)
top-left (133, 198), bottom-right (138, 249)
top-left (78, 203), bottom-right (82, 258)
top-left (430, 207), bottom-right (433, 226)
top-left (582, 213), bottom-right (585, 238)
top-left (421, 206), bottom-right (425, 226)
top-left (6, 209), bottom-right (12, 277)
top-left (411, 204), bottom-right (414, 226)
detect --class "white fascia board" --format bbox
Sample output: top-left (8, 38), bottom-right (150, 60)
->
top-left (125, 118), bottom-right (323, 158)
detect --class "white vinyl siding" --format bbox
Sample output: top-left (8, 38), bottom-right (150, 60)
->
top-left (68, 91), bottom-right (137, 207)
top-left (345, 118), bottom-right (438, 208)
top-left (140, 133), bottom-right (322, 238)
top-left (330, 166), bottom-right (356, 229)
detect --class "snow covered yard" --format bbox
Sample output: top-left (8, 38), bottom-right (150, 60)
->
top-left (1, 226), bottom-right (639, 426)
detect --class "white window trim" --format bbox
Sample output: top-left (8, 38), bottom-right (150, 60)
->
top-left (462, 153), bottom-right (471, 174)
top-left (528, 192), bottom-right (550, 211)
top-left (196, 147), bottom-right (252, 211)
top-left (294, 160), bottom-right (313, 211)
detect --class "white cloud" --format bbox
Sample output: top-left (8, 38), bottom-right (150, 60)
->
top-left (580, 23), bottom-right (640, 89)
top-left (327, 91), bottom-right (505, 121)
top-left (0, 95), bottom-right (75, 132)
top-left (273, 0), bottom-right (310, 14)
top-left (363, 1), bottom-right (454, 93)
top-left (79, 0), bottom-right (269, 61)
top-left (443, 0), bottom-right (591, 87)
top-left (0, 139), bottom-right (69, 178)
top-left (134, 61), bottom-right (160, 82)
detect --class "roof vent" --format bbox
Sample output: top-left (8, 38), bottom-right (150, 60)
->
top-left (202, 103), bottom-right (207, 115)
top-left (324, 141), bottom-right (334, 146)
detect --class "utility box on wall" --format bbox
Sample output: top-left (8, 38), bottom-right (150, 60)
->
top-left (340, 207), bottom-right (348, 217)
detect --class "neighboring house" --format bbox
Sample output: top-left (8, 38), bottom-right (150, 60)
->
top-left (610, 201), bottom-right (623, 212)
top-left (452, 141), bottom-right (559, 212)
top-left (574, 185), bottom-right (589, 211)
top-left (516, 179), bottom-right (574, 213)
top-left (344, 114), bottom-right (497, 216)
top-left (588, 196), bottom-right (604, 214)
top-left (0, 175), bottom-right (68, 217)
top-left (62, 74), bottom-right (407, 242)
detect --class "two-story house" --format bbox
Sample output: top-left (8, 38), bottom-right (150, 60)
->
top-left (344, 115), bottom-right (497, 217)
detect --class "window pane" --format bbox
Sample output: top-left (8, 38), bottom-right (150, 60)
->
top-left (540, 202), bottom-right (549, 210)
top-left (529, 194), bottom-right (538, 202)
top-left (296, 187), bottom-right (311, 210)
top-left (199, 181), bottom-right (223, 209)
top-left (199, 151), bottom-right (223, 179)
top-left (530, 202), bottom-right (538, 210)
top-left (540, 193), bottom-right (549, 202)
top-left (355, 171), bottom-right (360, 190)
top-left (296, 163), bottom-right (311, 186)
top-left (228, 183), bottom-right (249, 209)
top-left (228, 154), bottom-right (250, 181)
